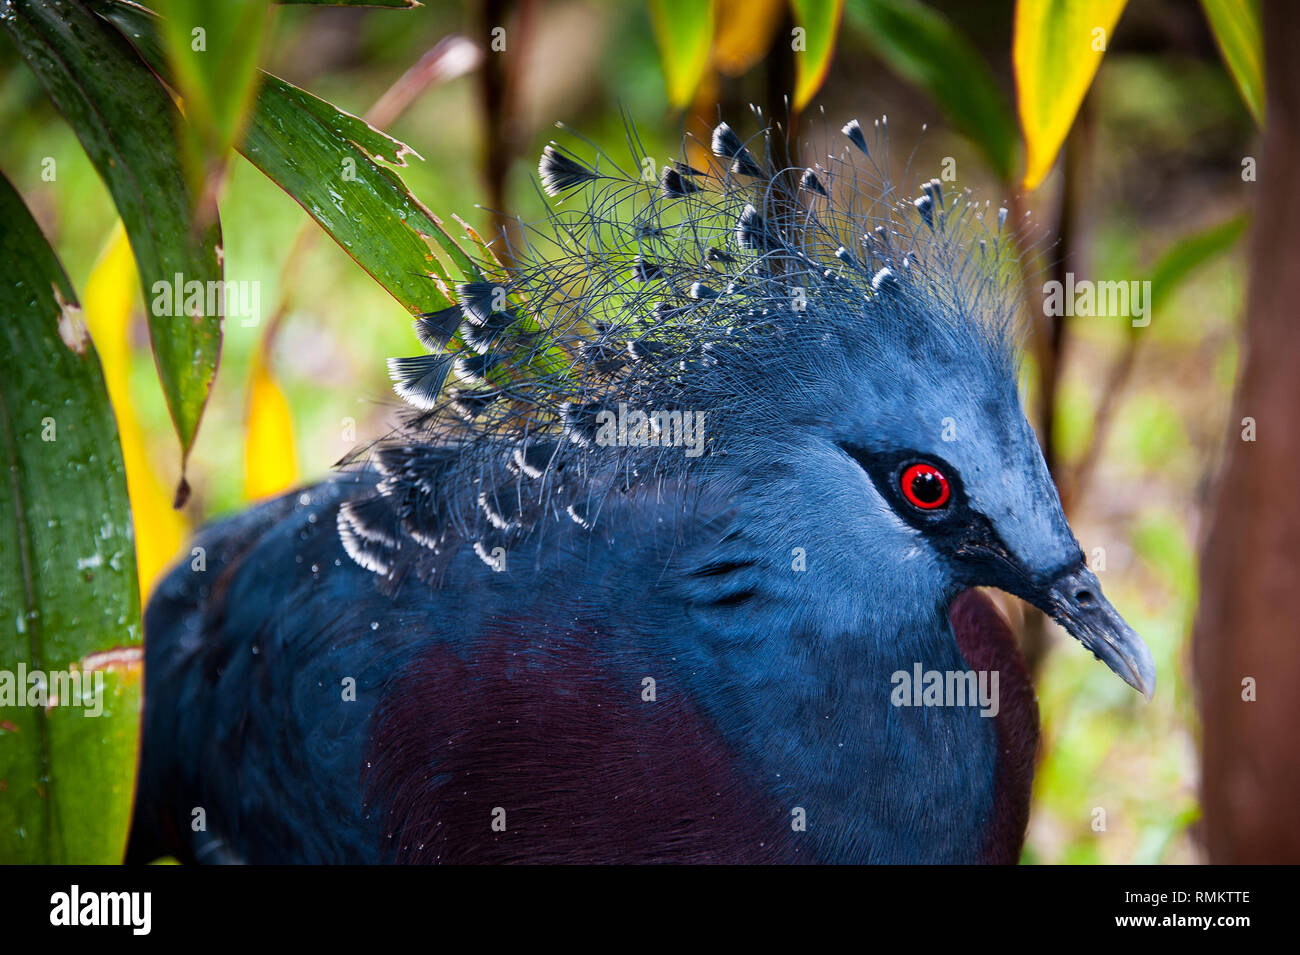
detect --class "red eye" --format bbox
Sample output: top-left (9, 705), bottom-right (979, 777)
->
top-left (900, 463), bottom-right (951, 510)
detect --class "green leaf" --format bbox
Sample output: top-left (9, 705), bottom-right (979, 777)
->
top-left (154, 0), bottom-right (273, 184)
top-left (96, 0), bottom-right (574, 398)
top-left (1200, 0), bottom-right (1264, 127)
top-left (241, 74), bottom-right (482, 308)
top-left (648, 0), bottom-right (715, 109)
top-left (845, 0), bottom-right (1019, 183)
top-left (3, 0), bottom-right (223, 472)
top-left (95, 0), bottom-right (478, 313)
top-left (1014, 0), bottom-right (1128, 190)
top-left (1149, 214), bottom-right (1248, 315)
top-left (0, 171), bottom-right (142, 863)
top-left (791, 0), bottom-right (845, 111)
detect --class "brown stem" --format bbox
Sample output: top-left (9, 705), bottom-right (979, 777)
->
top-left (478, 0), bottom-right (534, 261)
top-left (366, 35), bottom-right (483, 132)
top-left (1194, 0), bottom-right (1300, 863)
top-left (764, 4), bottom-right (799, 163)
top-left (1041, 98), bottom-right (1093, 481)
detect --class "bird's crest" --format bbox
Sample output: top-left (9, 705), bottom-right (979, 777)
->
top-left (339, 112), bottom-right (1031, 579)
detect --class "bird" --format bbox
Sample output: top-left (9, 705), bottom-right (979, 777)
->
top-left (127, 115), bottom-right (1155, 865)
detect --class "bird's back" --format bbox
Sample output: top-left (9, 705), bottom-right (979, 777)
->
top-left (128, 476), bottom-right (797, 862)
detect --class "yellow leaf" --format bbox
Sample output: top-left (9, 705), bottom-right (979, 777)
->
top-left (649, 0), bottom-right (716, 108)
top-left (83, 224), bottom-right (188, 599)
top-left (1014, 0), bottom-right (1128, 190)
top-left (243, 351), bottom-right (298, 501)
top-left (791, 0), bottom-right (845, 112)
top-left (713, 0), bottom-right (785, 76)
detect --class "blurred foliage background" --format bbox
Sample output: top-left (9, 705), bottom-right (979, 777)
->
top-left (0, 0), bottom-right (1261, 863)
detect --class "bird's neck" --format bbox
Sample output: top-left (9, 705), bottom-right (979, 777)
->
top-left (674, 591), bottom-right (1001, 863)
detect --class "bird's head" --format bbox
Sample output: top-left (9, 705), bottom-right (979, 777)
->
top-left (349, 115), bottom-right (1154, 698)
top-left (804, 276), bottom-right (1156, 697)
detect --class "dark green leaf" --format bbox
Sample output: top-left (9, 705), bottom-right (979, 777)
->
top-left (0, 171), bottom-right (142, 863)
top-left (242, 73), bottom-right (482, 309)
top-left (3, 0), bottom-right (223, 469)
top-left (94, 0), bottom-right (479, 313)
